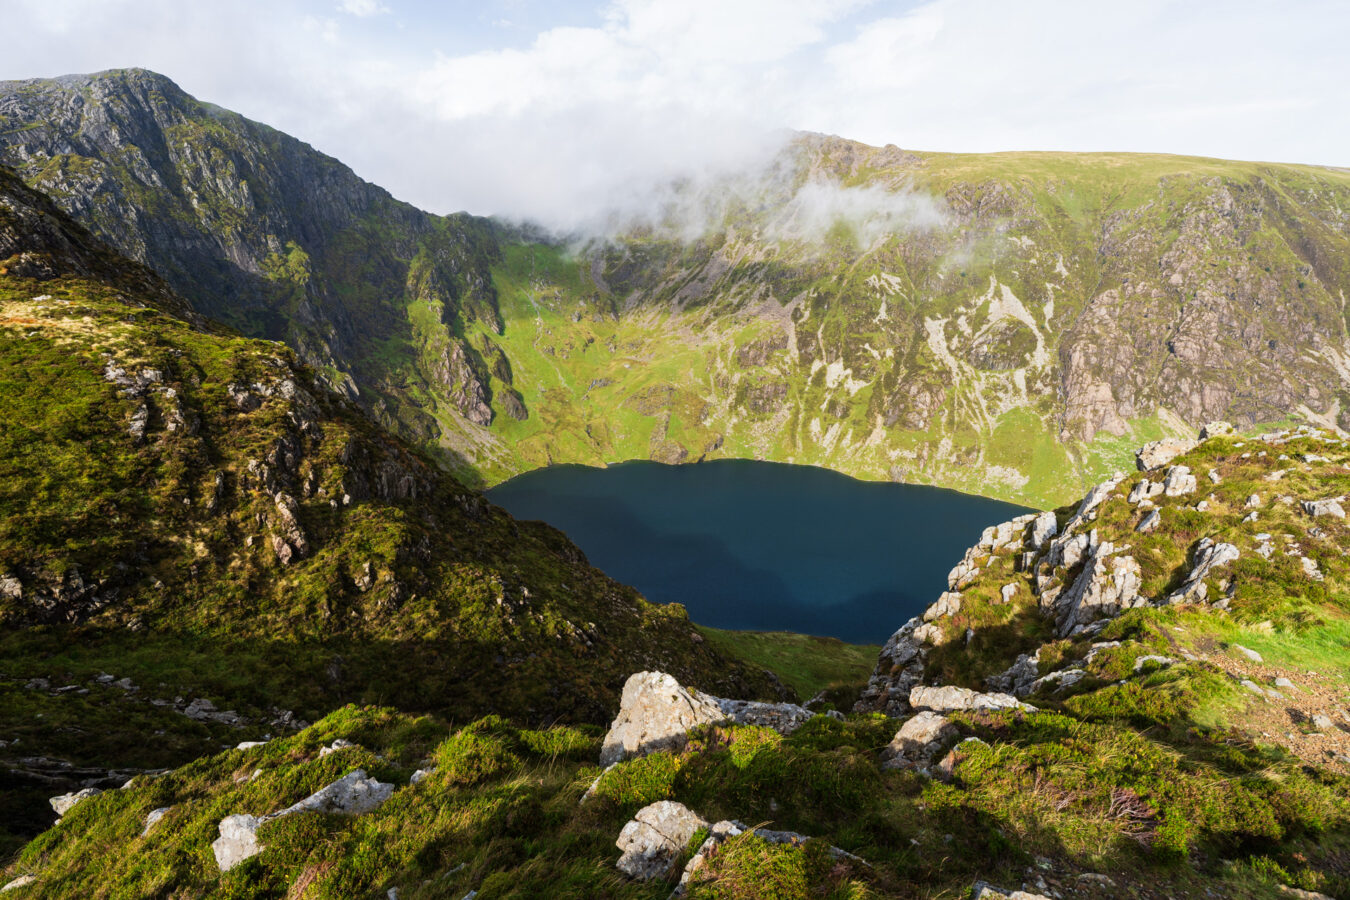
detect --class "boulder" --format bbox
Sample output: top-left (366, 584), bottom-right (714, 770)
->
top-left (1136, 438), bottom-right (1196, 471)
top-left (276, 769), bottom-right (394, 817)
top-left (1199, 421), bottom-right (1233, 439)
top-left (909, 685), bottom-right (1032, 713)
top-left (973, 883), bottom-right (1052, 900)
top-left (1304, 498), bottom-right (1346, 519)
top-left (884, 711), bottom-right (957, 764)
top-left (600, 672), bottom-right (813, 766)
top-left (671, 819), bottom-right (868, 897)
top-left (1053, 541), bottom-right (1144, 636)
top-left (712, 698), bottom-right (813, 734)
top-left (673, 819), bottom-right (745, 896)
top-left (49, 787), bottom-right (101, 817)
top-left (614, 800), bottom-right (708, 880)
top-left (212, 769), bottom-right (394, 871)
top-left (601, 672), bottom-right (725, 766)
top-left (142, 806), bottom-right (172, 835)
top-left (1028, 511), bottom-right (1058, 550)
top-left (1136, 509), bottom-right (1161, 533)
top-left (1165, 539), bottom-right (1240, 604)
top-left (212, 814), bottom-right (264, 872)
top-left (1161, 465), bottom-right (1197, 497)
top-left (0, 876), bottom-right (36, 893)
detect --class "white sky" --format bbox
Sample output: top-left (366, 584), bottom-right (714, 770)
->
top-left (4, 0), bottom-right (1347, 226)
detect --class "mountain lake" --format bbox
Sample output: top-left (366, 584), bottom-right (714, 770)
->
top-left (487, 459), bottom-right (1034, 644)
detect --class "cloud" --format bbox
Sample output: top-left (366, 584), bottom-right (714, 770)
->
top-left (338, 0), bottom-right (388, 17)
top-left (1, 0), bottom-right (1348, 231)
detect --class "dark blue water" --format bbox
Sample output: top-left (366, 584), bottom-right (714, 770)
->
top-left (487, 460), bottom-right (1032, 644)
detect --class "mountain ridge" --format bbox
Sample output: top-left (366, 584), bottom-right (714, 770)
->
top-left (4, 70), bottom-right (1350, 506)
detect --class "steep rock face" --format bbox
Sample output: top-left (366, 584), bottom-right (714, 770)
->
top-left (0, 69), bottom-right (518, 471)
top-left (858, 424), bottom-right (1350, 722)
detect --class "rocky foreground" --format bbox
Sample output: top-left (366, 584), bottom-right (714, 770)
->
top-left (4, 428), bottom-right (1349, 898)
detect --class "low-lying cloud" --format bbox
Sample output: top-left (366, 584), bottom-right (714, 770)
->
top-left (4, 0), bottom-right (1349, 240)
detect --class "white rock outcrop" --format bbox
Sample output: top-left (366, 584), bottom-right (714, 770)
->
top-left (276, 768), bottom-right (394, 817)
top-left (883, 710), bottom-right (958, 765)
top-left (670, 819), bottom-right (868, 897)
top-left (600, 673), bottom-right (726, 767)
top-left (142, 806), bottom-right (172, 835)
top-left (1063, 478), bottom-right (1122, 533)
top-left (909, 685), bottom-right (1033, 713)
top-left (855, 618), bottom-right (927, 717)
top-left (49, 787), bottom-right (100, 818)
top-left (973, 882), bottom-right (1052, 900)
top-left (1128, 479), bottom-right (1165, 504)
top-left (1165, 539), bottom-right (1240, 605)
top-left (212, 769), bottom-right (394, 871)
top-left (923, 591), bottom-right (962, 622)
top-left (1136, 438), bottom-right (1196, 471)
top-left (1162, 465), bottom-right (1197, 497)
top-left (614, 801), bottom-right (708, 880)
top-left (212, 814), bottom-right (265, 872)
top-left (1053, 541), bottom-right (1144, 636)
top-left (600, 672), bottom-right (814, 767)
top-left (1028, 511), bottom-right (1058, 550)
top-left (1304, 498), bottom-right (1346, 519)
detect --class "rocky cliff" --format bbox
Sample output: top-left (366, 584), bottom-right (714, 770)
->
top-left (0, 68), bottom-right (523, 481)
top-left (6, 73), bottom-right (1350, 506)
top-left (481, 139), bottom-right (1350, 506)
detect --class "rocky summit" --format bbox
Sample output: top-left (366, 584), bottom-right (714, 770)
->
top-left (1, 65), bottom-right (1350, 900)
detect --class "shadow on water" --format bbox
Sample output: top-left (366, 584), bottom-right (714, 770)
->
top-left (489, 459), bottom-right (1033, 644)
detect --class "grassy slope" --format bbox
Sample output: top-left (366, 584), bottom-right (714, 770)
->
top-left (0, 167), bottom-right (783, 855)
top-left (4, 682), bottom-right (1344, 897)
top-left (695, 627), bottom-right (880, 704)
top-left (7, 432), bottom-right (1350, 897)
top-left (468, 145), bottom-right (1350, 510)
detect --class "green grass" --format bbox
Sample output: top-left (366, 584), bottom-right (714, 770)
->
top-left (695, 627), bottom-right (880, 704)
top-left (0, 189), bottom-right (784, 856)
top-left (7, 703), bottom-right (1347, 898)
